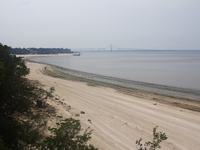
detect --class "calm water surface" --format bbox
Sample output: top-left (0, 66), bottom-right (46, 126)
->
top-left (30, 51), bottom-right (200, 90)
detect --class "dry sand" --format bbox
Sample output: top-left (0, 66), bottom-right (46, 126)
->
top-left (26, 61), bottom-right (200, 150)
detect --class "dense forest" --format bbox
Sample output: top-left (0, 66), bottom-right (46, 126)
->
top-left (10, 47), bottom-right (73, 54)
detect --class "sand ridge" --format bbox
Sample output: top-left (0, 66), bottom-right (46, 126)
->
top-left (26, 61), bottom-right (200, 150)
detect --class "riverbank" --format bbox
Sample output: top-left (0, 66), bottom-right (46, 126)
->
top-left (25, 61), bottom-right (200, 150)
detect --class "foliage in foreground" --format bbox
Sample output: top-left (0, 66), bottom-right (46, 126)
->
top-left (136, 126), bottom-right (167, 150)
top-left (0, 43), bottom-right (39, 149)
top-left (38, 118), bottom-right (98, 150)
top-left (0, 43), bottom-right (97, 150)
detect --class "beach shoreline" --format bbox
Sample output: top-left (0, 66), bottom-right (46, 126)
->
top-left (25, 54), bottom-right (200, 102)
top-left (24, 53), bottom-right (200, 112)
top-left (53, 65), bottom-right (200, 101)
top-left (20, 54), bottom-right (200, 149)
top-left (42, 64), bottom-right (200, 112)
top-left (25, 61), bottom-right (200, 150)
top-left (23, 53), bottom-right (200, 102)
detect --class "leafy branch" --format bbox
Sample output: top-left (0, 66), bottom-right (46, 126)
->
top-left (136, 126), bottom-right (167, 150)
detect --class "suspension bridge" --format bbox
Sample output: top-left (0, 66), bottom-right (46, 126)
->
top-left (71, 45), bottom-right (135, 52)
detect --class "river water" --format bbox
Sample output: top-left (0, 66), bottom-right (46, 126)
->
top-left (30, 50), bottom-right (200, 91)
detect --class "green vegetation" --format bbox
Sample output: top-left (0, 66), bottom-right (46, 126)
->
top-left (38, 118), bottom-right (97, 150)
top-left (10, 48), bottom-right (30, 54)
top-left (0, 43), bottom-right (96, 150)
top-left (136, 126), bottom-right (168, 150)
top-left (10, 47), bottom-right (73, 54)
top-left (0, 43), bottom-right (49, 149)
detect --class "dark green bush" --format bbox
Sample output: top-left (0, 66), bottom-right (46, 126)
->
top-left (39, 118), bottom-right (98, 150)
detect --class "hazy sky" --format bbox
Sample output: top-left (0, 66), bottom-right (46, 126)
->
top-left (0, 0), bottom-right (200, 50)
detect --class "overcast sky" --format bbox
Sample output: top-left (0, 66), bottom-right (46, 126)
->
top-left (0, 0), bottom-right (200, 50)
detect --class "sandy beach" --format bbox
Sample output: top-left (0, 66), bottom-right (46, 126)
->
top-left (25, 60), bottom-right (200, 150)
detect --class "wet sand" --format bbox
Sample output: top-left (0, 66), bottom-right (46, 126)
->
top-left (53, 65), bottom-right (200, 101)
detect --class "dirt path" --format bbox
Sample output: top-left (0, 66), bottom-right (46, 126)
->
top-left (26, 62), bottom-right (200, 150)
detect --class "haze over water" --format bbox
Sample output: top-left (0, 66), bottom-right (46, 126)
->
top-left (31, 50), bottom-right (200, 91)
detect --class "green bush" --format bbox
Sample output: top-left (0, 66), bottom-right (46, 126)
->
top-left (0, 43), bottom-right (98, 149)
top-left (38, 118), bottom-right (98, 150)
top-left (136, 126), bottom-right (167, 150)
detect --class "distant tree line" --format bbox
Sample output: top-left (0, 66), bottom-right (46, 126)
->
top-left (10, 47), bottom-right (73, 54)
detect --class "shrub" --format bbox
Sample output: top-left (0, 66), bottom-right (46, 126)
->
top-left (136, 126), bottom-right (167, 150)
top-left (39, 118), bottom-right (98, 150)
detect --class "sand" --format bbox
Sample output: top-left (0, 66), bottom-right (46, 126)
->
top-left (26, 61), bottom-right (200, 150)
